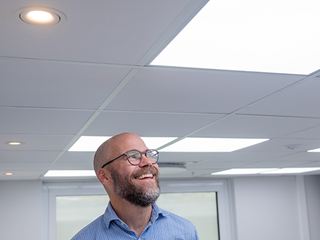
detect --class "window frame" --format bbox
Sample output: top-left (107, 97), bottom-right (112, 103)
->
top-left (43, 179), bottom-right (237, 240)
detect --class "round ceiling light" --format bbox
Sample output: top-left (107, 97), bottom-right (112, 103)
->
top-left (18, 7), bottom-right (65, 25)
top-left (26, 11), bottom-right (55, 23)
top-left (5, 173), bottom-right (14, 176)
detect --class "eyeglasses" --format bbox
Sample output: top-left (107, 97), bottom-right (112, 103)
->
top-left (101, 149), bottom-right (159, 168)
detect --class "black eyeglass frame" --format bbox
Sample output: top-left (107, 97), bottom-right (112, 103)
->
top-left (101, 149), bottom-right (159, 168)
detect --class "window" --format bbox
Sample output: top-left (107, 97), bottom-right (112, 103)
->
top-left (56, 195), bottom-right (109, 240)
top-left (44, 180), bottom-right (235, 240)
top-left (56, 192), bottom-right (219, 240)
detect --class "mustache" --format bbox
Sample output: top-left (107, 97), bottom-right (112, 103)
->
top-left (133, 166), bottom-right (158, 177)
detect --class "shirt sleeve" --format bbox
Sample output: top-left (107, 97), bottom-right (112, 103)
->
top-left (194, 227), bottom-right (200, 240)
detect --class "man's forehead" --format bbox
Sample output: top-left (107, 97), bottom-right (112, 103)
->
top-left (107, 133), bottom-right (147, 152)
top-left (111, 133), bottom-right (142, 144)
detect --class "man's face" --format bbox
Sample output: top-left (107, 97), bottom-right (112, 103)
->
top-left (109, 164), bottom-right (160, 207)
top-left (106, 134), bottom-right (160, 207)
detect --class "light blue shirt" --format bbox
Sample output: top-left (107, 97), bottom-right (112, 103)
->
top-left (71, 202), bottom-right (199, 240)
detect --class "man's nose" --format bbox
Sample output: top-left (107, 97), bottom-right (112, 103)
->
top-left (139, 154), bottom-right (154, 167)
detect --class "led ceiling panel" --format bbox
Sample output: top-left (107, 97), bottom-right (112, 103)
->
top-left (160, 138), bottom-right (268, 152)
top-left (44, 170), bottom-right (96, 177)
top-left (212, 167), bottom-right (320, 175)
top-left (69, 136), bottom-right (177, 151)
top-left (151, 0), bottom-right (320, 74)
top-left (307, 148), bottom-right (320, 152)
top-left (69, 136), bottom-right (111, 151)
top-left (212, 168), bottom-right (277, 175)
top-left (261, 168), bottom-right (320, 174)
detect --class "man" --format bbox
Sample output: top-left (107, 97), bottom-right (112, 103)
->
top-left (71, 133), bottom-right (199, 240)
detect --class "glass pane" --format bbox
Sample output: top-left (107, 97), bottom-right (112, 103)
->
top-left (156, 192), bottom-right (219, 240)
top-left (56, 192), bottom-right (219, 240)
top-left (56, 195), bottom-right (109, 240)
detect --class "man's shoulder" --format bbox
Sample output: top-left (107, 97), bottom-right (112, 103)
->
top-left (152, 208), bottom-right (199, 239)
top-left (71, 215), bottom-right (104, 240)
top-left (157, 208), bottom-right (196, 229)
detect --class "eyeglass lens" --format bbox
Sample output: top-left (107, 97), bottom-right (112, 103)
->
top-left (126, 150), bottom-right (158, 165)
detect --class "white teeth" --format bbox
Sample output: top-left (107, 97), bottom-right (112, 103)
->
top-left (137, 174), bottom-right (153, 180)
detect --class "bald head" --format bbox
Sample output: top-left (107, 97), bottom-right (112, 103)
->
top-left (93, 133), bottom-right (147, 175)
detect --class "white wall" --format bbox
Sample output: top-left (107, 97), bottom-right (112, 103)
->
top-left (0, 176), bottom-right (319, 240)
top-left (304, 175), bottom-right (320, 240)
top-left (0, 180), bottom-right (42, 240)
top-left (233, 176), bottom-right (301, 240)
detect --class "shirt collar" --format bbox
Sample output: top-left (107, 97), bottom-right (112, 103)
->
top-left (103, 202), bottom-right (166, 228)
top-left (150, 202), bottom-right (166, 224)
top-left (103, 202), bottom-right (120, 228)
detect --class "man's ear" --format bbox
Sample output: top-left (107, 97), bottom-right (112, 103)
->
top-left (97, 168), bottom-right (112, 185)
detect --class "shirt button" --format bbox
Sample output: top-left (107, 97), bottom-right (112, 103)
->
top-left (121, 223), bottom-right (124, 226)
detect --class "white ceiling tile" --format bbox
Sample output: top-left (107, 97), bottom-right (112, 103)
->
top-left (51, 161), bottom-right (94, 170)
top-left (281, 125), bottom-right (320, 139)
top-left (295, 161), bottom-right (320, 167)
top-left (270, 152), bottom-right (320, 162)
top-left (83, 111), bottom-right (224, 137)
top-left (159, 152), bottom-right (222, 163)
top-left (58, 152), bottom-right (95, 162)
top-left (239, 76), bottom-right (320, 117)
top-left (0, 162), bottom-right (51, 171)
top-left (0, 0), bottom-right (197, 64)
top-left (0, 58), bottom-right (131, 109)
top-left (159, 169), bottom-right (212, 179)
top-left (0, 108), bottom-right (93, 135)
top-left (106, 68), bottom-right (302, 113)
top-left (0, 171), bottom-right (44, 180)
top-left (237, 138), bottom-right (320, 153)
top-left (188, 161), bottom-right (254, 170)
top-left (0, 151), bottom-right (60, 162)
top-left (196, 152), bottom-right (292, 163)
top-left (0, 134), bottom-right (73, 151)
top-left (192, 115), bottom-right (320, 138)
top-left (240, 161), bottom-right (316, 168)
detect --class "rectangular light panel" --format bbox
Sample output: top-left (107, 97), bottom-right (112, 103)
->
top-left (261, 168), bottom-right (320, 174)
top-left (44, 170), bottom-right (96, 177)
top-left (69, 136), bottom-right (111, 151)
top-left (212, 168), bottom-right (277, 175)
top-left (307, 148), bottom-right (320, 152)
top-left (69, 136), bottom-right (177, 152)
top-left (160, 138), bottom-right (268, 152)
top-left (151, 0), bottom-right (320, 74)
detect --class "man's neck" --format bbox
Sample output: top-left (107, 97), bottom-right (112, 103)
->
top-left (110, 197), bottom-right (153, 237)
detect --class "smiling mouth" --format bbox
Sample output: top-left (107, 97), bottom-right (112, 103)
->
top-left (135, 173), bottom-right (154, 180)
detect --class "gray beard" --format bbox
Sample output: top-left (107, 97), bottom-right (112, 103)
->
top-left (109, 167), bottom-right (160, 207)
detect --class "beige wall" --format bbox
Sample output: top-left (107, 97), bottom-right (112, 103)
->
top-left (1, 175), bottom-right (320, 240)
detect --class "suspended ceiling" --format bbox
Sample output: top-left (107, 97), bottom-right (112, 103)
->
top-left (1, 0), bottom-right (320, 181)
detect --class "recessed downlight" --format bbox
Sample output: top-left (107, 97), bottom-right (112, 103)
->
top-left (26, 11), bottom-right (55, 23)
top-left (17, 7), bottom-right (65, 25)
top-left (5, 173), bottom-right (14, 176)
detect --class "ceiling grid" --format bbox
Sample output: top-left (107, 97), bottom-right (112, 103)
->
top-left (1, 0), bottom-right (320, 180)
